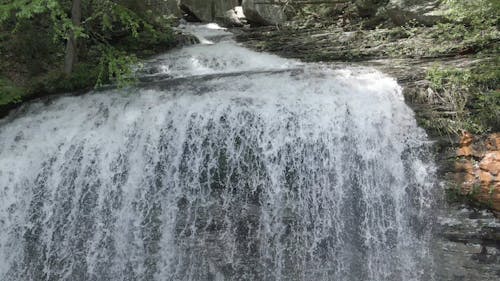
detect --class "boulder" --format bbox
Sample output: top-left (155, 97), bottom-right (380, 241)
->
top-left (242, 0), bottom-right (286, 26)
top-left (179, 0), bottom-right (239, 22)
top-left (221, 8), bottom-right (244, 27)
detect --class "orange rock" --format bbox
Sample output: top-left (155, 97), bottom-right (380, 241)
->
top-left (479, 151), bottom-right (500, 175)
top-left (457, 146), bottom-right (473, 157)
top-left (479, 170), bottom-right (493, 186)
top-left (459, 131), bottom-right (474, 147)
top-left (457, 131), bottom-right (475, 157)
top-left (454, 132), bottom-right (500, 211)
top-left (455, 159), bottom-right (474, 173)
top-left (492, 191), bottom-right (500, 201)
top-left (486, 133), bottom-right (500, 150)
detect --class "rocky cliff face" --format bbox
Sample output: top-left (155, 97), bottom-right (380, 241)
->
top-left (455, 133), bottom-right (500, 212)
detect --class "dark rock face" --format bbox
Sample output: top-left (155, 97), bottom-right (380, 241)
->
top-left (436, 204), bottom-right (500, 280)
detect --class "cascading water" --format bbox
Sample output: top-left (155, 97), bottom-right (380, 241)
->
top-left (0, 24), bottom-right (438, 281)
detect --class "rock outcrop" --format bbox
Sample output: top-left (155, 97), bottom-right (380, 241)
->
top-left (242, 0), bottom-right (286, 26)
top-left (179, 0), bottom-right (239, 22)
top-left (221, 8), bottom-right (245, 27)
top-left (455, 132), bottom-right (500, 211)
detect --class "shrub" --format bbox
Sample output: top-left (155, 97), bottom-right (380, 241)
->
top-left (0, 77), bottom-right (25, 105)
top-left (425, 57), bottom-right (500, 135)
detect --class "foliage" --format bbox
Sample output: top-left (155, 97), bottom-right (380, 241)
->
top-left (0, 0), bottom-right (77, 41)
top-left (33, 63), bottom-right (100, 94)
top-left (425, 58), bottom-right (500, 136)
top-left (0, 77), bottom-right (24, 106)
top-left (0, 0), bottom-right (176, 103)
top-left (433, 0), bottom-right (500, 52)
top-left (96, 46), bottom-right (138, 88)
top-left (444, 0), bottom-right (499, 27)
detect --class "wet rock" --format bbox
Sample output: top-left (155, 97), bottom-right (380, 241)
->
top-left (242, 0), bottom-right (286, 26)
top-left (436, 205), bottom-right (500, 280)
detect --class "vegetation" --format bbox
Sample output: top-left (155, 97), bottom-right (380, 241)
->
top-left (0, 77), bottom-right (24, 105)
top-left (420, 0), bottom-right (499, 136)
top-left (0, 0), bottom-right (178, 106)
top-left (423, 58), bottom-right (499, 136)
top-left (431, 0), bottom-right (499, 54)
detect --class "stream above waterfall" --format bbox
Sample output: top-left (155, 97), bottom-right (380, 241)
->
top-left (0, 23), bottom-right (497, 281)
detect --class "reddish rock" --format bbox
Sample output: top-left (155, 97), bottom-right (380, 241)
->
top-left (455, 158), bottom-right (474, 173)
top-left (454, 159), bottom-right (475, 186)
top-left (460, 131), bottom-right (474, 146)
top-left (457, 132), bottom-right (474, 157)
top-left (454, 132), bottom-right (500, 211)
top-left (486, 133), bottom-right (500, 150)
top-left (457, 146), bottom-right (473, 157)
top-left (479, 151), bottom-right (500, 175)
top-left (479, 170), bottom-right (493, 186)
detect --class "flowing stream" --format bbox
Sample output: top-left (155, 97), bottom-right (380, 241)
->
top-left (0, 24), bottom-right (438, 281)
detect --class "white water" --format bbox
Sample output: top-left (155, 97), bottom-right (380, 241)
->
top-left (0, 24), bottom-right (437, 281)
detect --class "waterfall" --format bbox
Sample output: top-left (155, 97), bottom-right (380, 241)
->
top-left (0, 24), bottom-right (437, 281)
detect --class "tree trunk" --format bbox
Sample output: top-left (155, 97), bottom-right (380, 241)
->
top-left (64, 0), bottom-right (82, 75)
